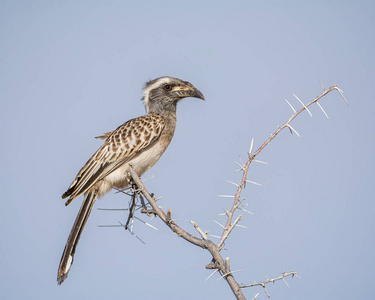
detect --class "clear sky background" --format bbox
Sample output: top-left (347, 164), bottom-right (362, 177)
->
top-left (1, 1), bottom-right (374, 299)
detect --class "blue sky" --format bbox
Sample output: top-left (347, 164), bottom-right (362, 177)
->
top-left (1, 1), bottom-right (374, 299)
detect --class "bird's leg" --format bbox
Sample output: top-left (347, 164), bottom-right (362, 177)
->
top-left (124, 194), bottom-right (136, 230)
top-left (127, 170), bottom-right (157, 215)
top-left (124, 182), bottom-right (138, 230)
top-left (128, 177), bottom-right (148, 209)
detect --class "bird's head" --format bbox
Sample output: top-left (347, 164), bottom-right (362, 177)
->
top-left (142, 76), bottom-right (204, 114)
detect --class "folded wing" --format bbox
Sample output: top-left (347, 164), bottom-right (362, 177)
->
top-left (62, 113), bottom-right (165, 205)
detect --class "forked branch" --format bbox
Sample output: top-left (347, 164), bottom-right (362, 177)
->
top-left (128, 166), bottom-right (246, 299)
top-left (219, 84), bottom-right (346, 245)
top-left (124, 84), bottom-right (346, 299)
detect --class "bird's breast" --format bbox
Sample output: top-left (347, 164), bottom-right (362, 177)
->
top-left (100, 130), bottom-right (174, 193)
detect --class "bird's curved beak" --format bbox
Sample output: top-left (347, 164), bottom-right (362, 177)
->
top-left (171, 83), bottom-right (205, 100)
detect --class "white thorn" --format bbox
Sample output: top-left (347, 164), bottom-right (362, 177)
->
top-left (319, 82), bottom-right (326, 91)
top-left (207, 234), bottom-right (221, 239)
top-left (293, 94), bottom-right (313, 117)
top-left (234, 161), bottom-right (245, 171)
top-left (334, 87), bottom-right (349, 105)
top-left (218, 195), bottom-right (235, 198)
top-left (235, 224), bottom-right (248, 229)
top-left (213, 220), bottom-right (225, 229)
top-left (286, 124), bottom-right (300, 137)
top-left (245, 179), bottom-right (262, 186)
top-left (252, 293), bottom-right (260, 300)
top-left (254, 159), bottom-right (268, 165)
top-left (237, 207), bottom-right (254, 215)
top-left (285, 99), bottom-right (296, 113)
top-left (124, 221), bottom-right (146, 244)
top-left (282, 277), bottom-right (290, 287)
top-left (133, 216), bottom-right (158, 230)
top-left (217, 269), bottom-right (245, 280)
top-left (316, 101), bottom-right (329, 119)
top-left (205, 269), bottom-right (219, 281)
top-left (249, 138), bottom-right (254, 155)
top-left (142, 174), bottom-right (154, 182)
top-left (227, 180), bottom-right (239, 187)
top-left (222, 208), bottom-right (229, 216)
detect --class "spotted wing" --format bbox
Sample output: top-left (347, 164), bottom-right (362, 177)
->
top-left (62, 114), bottom-right (165, 204)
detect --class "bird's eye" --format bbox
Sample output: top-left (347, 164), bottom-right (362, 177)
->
top-left (163, 84), bottom-right (172, 91)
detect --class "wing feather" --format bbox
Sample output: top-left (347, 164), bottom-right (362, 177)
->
top-left (63, 114), bottom-right (165, 204)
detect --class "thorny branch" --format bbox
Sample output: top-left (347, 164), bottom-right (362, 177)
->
top-left (240, 271), bottom-right (297, 298)
top-left (120, 84), bottom-right (346, 299)
top-left (219, 85), bottom-right (345, 248)
top-left (128, 166), bottom-right (246, 300)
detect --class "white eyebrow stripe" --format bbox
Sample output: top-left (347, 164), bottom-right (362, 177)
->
top-left (143, 77), bottom-right (172, 113)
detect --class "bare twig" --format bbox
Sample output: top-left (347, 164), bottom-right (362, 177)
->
top-left (190, 221), bottom-right (208, 240)
top-left (219, 85), bottom-right (342, 246)
top-left (240, 271), bottom-right (297, 298)
top-left (218, 215), bottom-right (242, 250)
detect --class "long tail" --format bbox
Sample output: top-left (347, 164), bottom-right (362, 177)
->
top-left (57, 190), bottom-right (97, 285)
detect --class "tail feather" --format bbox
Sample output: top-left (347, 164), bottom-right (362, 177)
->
top-left (57, 190), bottom-right (97, 285)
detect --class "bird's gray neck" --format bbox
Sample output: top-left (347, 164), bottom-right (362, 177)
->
top-left (146, 98), bottom-right (177, 115)
top-left (147, 100), bottom-right (177, 129)
top-left (159, 109), bottom-right (177, 131)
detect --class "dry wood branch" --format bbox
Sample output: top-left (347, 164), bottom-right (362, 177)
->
top-left (240, 271), bottom-right (297, 298)
top-left (220, 85), bottom-right (342, 244)
top-left (122, 84), bottom-right (344, 299)
top-left (128, 166), bottom-right (246, 300)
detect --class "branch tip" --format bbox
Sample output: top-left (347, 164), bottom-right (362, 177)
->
top-left (334, 86), bottom-right (349, 105)
top-left (190, 220), bottom-right (208, 240)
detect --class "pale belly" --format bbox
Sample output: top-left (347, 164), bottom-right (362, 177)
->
top-left (95, 141), bottom-right (168, 197)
